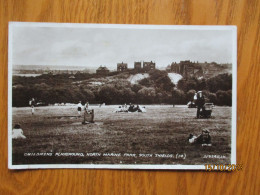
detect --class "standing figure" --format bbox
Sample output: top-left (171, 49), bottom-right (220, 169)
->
top-left (84, 101), bottom-right (89, 111)
top-left (29, 98), bottom-right (36, 115)
top-left (195, 91), bottom-right (205, 118)
top-left (77, 101), bottom-right (82, 115)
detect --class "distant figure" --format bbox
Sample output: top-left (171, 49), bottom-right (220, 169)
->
top-left (123, 103), bottom-right (127, 111)
top-left (99, 103), bottom-right (105, 107)
top-left (136, 105), bottom-right (141, 112)
top-left (29, 98), bottom-right (36, 115)
top-left (84, 101), bottom-right (89, 111)
top-left (77, 101), bottom-right (82, 115)
top-left (128, 103), bottom-right (135, 112)
top-left (195, 91), bottom-right (205, 118)
top-left (115, 106), bottom-right (123, 113)
top-left (139, 106), bottom-right (146, 113)
top-left (12, 124), bottom-right (26, 139)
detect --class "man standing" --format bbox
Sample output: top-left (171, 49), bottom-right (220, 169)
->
top-left (195, 91), bottom-right (205, 118)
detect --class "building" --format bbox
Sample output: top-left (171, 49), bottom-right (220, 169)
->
top-left (143, 61), bottom-right (156, 72)
top-left (166, 65), bottom-right (172, 72)
top-left (170, 62), bottom-right (180, 73)
top-left (169, 60), bottom-right (203, 78)
top-left (96, 66), bottom-right (110, 75)
top-left (134, 62), bottom-right (142, 71)
top-left (117, 62), bottom-right (128, 72)
top-left (202, 62), bottom-right (226, 78)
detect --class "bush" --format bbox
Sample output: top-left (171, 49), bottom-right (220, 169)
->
top-left (216, 90), bottom-right (232, 106)
top-left (12, 72), bottom-right (233, 106)
top-left (137, 87), bottom-right (156, 104)
top-left (98, 85), bottom-right (120, 104)
top-left (207, 74), bottom-right (232, 93)
top-left (208, 93), bottom-right (217, 104)
top-left (138, 78), bottom-right (153, 87)
top-left (172, 89), bottom-right (186, 104)
top-left (186, 89), bottom-right (196, 102)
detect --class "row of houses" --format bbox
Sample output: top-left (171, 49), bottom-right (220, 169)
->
top-left (96, 61), bottom-right (156, 75)
top-left (117, 61), bottom-right (156, 72)
top-left (166, 60), bottom-right (231, 78)
top-left (96, 60), bottom-right (230, 78)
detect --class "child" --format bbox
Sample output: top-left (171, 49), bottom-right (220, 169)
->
top-left (84, 101), bottom-right (89, 111)
top-left (29, 98), bottom-right (36, 115)
top-left (12, 124), bottom-right (26, 139)
top-left (77, 101), bottom-right (82, 115)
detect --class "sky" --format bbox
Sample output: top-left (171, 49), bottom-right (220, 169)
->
top-left (12, 25), bottom-right (234, 70)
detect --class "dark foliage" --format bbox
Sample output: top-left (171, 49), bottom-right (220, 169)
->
top-left (175, 73), bottom-right (232, 106)
top-left (12, 72), bottom-right (232, 107)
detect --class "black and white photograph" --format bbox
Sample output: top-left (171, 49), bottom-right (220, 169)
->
top-left (8, 22), bottom-right (237, 169)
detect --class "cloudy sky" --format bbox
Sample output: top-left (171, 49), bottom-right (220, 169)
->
top-left (12, 24), bottom-right (234, 70)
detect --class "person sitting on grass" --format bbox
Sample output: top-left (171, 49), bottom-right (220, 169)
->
top-left (115, 106), bottom-right (123, 113)
top-left (128, 103), bottom-right (135, 112)
top-left (188, 129), bottom-right (211, 146)
top-left (138, 106), bottom-right (146, 113)
top-left (12, 124), bottom-right (26, 139)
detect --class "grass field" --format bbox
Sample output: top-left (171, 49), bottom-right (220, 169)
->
top-left (12, 105), bottom-right (232, 165)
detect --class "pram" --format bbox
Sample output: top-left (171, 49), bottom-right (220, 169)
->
top-left (82, 109), bottom-right (94, 124)
top-left (199, 103), bottom-right (214, 118)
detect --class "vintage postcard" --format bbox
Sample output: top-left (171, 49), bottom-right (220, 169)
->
top-left (8, 22), bottom-right (237, 170)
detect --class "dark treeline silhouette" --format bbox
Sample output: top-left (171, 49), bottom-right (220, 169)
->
top-left (12, 70), bottom-right (232, 107)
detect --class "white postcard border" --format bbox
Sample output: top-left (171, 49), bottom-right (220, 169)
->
top-left (8, 22), bottom-right (237, 170)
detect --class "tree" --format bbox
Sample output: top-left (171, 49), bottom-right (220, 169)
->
top-left (177, 78), bottom-right (187, 92)
top-left (207, 73), bottom-right (232, 93)
top-left (216, 90), bottom-right (232, 106)
top-left (172, 89), bottom-right (186, 104)
top-left (138, 78), bottom-right (153, 87)
top-left (186, 89), bottom-right (196, 102)
top-left (81, 88), bottom-right (95, 102)
top-left (155, 75), bottom-right (175, 92)
top-left (119, 88), bottom-right (136, 104)
top-left (186, 78), bottom-right (199, 92)
top-left (198, 79), bottom-right (207, 90)
top-left (208, 93), bottom-right (217, 104)
top-left (131, 84), bottom-right (142, 93)
top-left (137, 87), bottom-right (156, 104)
top-left (98, 85), bottom-right (120, 104)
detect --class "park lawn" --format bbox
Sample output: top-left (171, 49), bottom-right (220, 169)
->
top-left (12, 105), bottom-right (232, 165)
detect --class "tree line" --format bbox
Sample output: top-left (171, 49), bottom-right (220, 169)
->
top-left (12, 70), bottom-right (232, 107)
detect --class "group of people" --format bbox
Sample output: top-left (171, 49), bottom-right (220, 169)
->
top-left (77, 101), bottom-right (94, 124)
top-left (115, 103), bottom-right (146, 113)
top-left (77, 101), bottom-right (89, 115)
